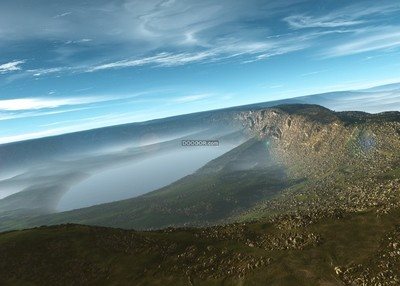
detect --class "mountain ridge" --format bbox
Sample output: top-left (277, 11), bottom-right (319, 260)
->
top-left (2, 104), bottom-right (399, 232)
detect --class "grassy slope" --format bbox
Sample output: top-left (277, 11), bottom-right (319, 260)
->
top-left (0, 208), bottom-right (399, 285)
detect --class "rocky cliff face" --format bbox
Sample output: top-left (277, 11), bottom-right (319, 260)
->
top-left (235, 104), bottom-right (400, 216)
top-left (237, 104), bottom-right (400, 178)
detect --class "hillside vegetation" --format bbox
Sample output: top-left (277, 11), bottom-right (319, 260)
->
top-left (0, 104), bottom-right (400, 285)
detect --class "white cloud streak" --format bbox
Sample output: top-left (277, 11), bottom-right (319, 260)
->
top-left (88, 52), bottom-right (214, 71)
top-left (0, 89), bottom-right (167, 121)
top-left (173, 94), bottom-right (211, 103)
top-left (285, 2), bottom-right (400, 29)
top-left (0, 60), bottom-right (25, 74)
top-left (324, 28), bottom-right (400, 58)
top-left (285, 15), bottom-right (362, 29)
top-left (88, 36), bottom-right (310, 72)
top-left (53, 12), bottom-right (72, 18)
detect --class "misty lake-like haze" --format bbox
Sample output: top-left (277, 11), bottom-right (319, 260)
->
top-left (57, 144), bottom-right (236, 211)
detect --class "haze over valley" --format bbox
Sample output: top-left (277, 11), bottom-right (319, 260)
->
top-left (0, 82), bottom-right (398, 218)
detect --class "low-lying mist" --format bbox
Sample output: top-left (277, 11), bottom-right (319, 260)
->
top-left (58, 144), bottom-right (236, 211)
top-left (0, 125), bottom-right (247, 215)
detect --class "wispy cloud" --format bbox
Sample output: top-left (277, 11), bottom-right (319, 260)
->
top-left (0, 90), bottom-right (166, 122)
top-left (88, 52), bottom-right (214, 71)
top-left (88, 36), bottom-right (310, 72)
top-left (324, 28), bottom-right (400, 58)
top-left (285, 15), bottom-right (362, 29)
top-left (285, 2), bottom-right (400, 29)
top-left (0, 0), bottom-right (314, 79)
top-left (0, 60), bottom-right (25, 74)
top-left (53, 12), bottom-right (72, 19)
top-left (173, 94), bottom-right (211, 103)
top-left (3, 0), bottom-right (375, 81)
top-left (27, 67), bottom-right (68, 77)
top-left (65, 38), bottom-right (92, 45)
top-left (268, 85), bottom-right (284, 89)
top-left (301, 70), bottom-right (328, 77)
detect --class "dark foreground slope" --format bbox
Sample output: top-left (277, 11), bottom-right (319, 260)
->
top-left (1, 208), bottom-right (400, 285)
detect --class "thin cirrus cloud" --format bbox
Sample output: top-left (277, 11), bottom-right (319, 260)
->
top-left (0, 0), bottom-right (309, 78)
top-left (88, 37), bottom-right (309, 72)
top-left (53, 12), bottom-right (72, 19)
top-left (284, 15), bottom-right (363, 29)
top-left (0, 60), bottom-right (25, 74)
top-left (0, 0), bottom-right (282, 50)
top-left (2, 1), bottom-right (399, 79)
top-left (284, 1), bottom-right (400, 29)
top-left (87, 52), bottom-right (214, 72)
top-left (29, 37), bottom-right (308, 75)
top-left (173, 94), bottom-right (211, 103)
top-left (324, 28), bottom-right (400, 58)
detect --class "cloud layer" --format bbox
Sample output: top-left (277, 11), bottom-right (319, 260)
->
top-left (0, 0), bottom-right (399, 77)
top-left (0, 0), bottom-right (400, 143)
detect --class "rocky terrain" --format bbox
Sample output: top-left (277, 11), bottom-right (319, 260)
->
top-left (235, 105), bottom-right (400, 218)
top-left (0, 207), bottom-right (399, 285)
top-left (0, 104), bottom-right (399, 285)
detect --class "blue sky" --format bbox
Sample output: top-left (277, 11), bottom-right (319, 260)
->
top-left (1, 0), bottom-right (400, 143)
